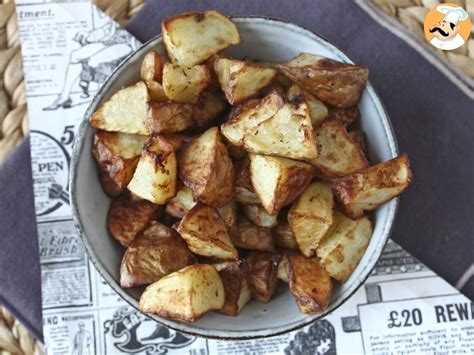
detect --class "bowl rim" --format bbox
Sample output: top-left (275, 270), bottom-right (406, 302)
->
top-left (70, 15), bottom-right (399, 340)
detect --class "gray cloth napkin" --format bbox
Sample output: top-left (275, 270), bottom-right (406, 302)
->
top-left (0, 0), bottom-right (472, 341)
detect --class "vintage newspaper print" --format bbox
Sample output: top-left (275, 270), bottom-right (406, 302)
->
top-left (16, 1), bottom-right (473, 354)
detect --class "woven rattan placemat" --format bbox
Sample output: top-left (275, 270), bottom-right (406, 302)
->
top-left (0, 0), bottom-right (472, 353)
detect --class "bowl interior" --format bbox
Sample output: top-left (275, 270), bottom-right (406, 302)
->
top-left (71, 17), bottom-right (399, 339)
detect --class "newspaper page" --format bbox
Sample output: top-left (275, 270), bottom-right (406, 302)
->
top-left (16, 1), bottom-right (473, 354)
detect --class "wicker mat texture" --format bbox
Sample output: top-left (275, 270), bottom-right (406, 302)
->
top-left (0, 0), bottom-right (472, 354)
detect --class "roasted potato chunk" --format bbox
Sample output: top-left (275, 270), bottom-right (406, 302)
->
top-left (317, 212), bottom-right (372, 282)
top-left (193, 90), bottom-right (228, 128)
top-left (162, 63), bottom-right (210, 103)
top-left (232, 216), bottom-right (274, 252)
top-left (277, 257), bottom-right (290, 283)
top-left (274, 221), bottom-right (298, 250)
top-left (242, 204), bottom-right (278, 228)
top-left (92, 130), bottom-right (146, 197)
top-left (214, 58), bottom-right (276, 104)
top-left (349, 130), bottom-right (367, 155)
top-left (308, 118), bottom-right (369, 179)
top-left (329, 106), bottom-right (359, 127)
top-left (249, 154), bottom-right (314, 214)
top-left (234, 156), bottom-right (261, 204)
top-left (140, 264), bottom-right (225, 322)
top-left (177, 203), bottom-right (238, 260)
top-left (147, 101), bottom-right (194, 133)
top-left (246, 251), bottom-right (280, 303)
top-left (243, 99), bottom-right (318, 160)
top-left (162, 11), bottom-right (241, 66)
top-left (276, 53), bottom-right (368, 108)
top-left (145, 80), bottom-right (168, 102)
top-left (333, 154), bottom-right (412, 218)
top-left (165, 186), bottom-right (196, 218)
top-left (257, 61), bottom-right (293, 88)
top-left (285, 253), bottom-right (333, 314)
top-left (288, 182), bottom-right (334, 257)
top-left (90, 81), bottom-right (150, 135)
top-left (107, 195), bottom-right (159, 247)
top-left (221, 90), bottom-right (284, 146)
top-left (214, 260), bottom-right (251, 316)
top-left (178, 127), bottom-right (234, 207)
top-left (140, 50), bottom-right (167, 83)
top-left (287, 84), bottom-right (328, 127)
top-left (120, 222), bottom-right (195, 288)
top-left (127, 135), bottom-right (180, 204)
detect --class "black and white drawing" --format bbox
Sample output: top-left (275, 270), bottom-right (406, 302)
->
top-left (71, 322), bottom-right (93, 355)
top-left (104, 307), bottom-right (196, 354)
top-left (44, 7), bottom-right (139, 110)
top-left (284, 320), bottom-right (336, 355)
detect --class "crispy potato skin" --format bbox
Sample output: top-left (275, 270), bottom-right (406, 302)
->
top-left (178, 127), bottom-right (235, 207)
top-left (246, 251), bottom-right (280, 303)
top-left (234, 156), bottom-right (261, 204)
top-left (232, 216), bottom-right (274, 252)
top-left (177, 203), bottom-right (238, 260)
top-left (285, 253), bottom-right (332, 314)
top-left (162, 11), bottom-right (241, 66)
top-left (140, 50), bottom-right (167, 83)
top-left (107, 195), bottom-right (159, 247)
top-left (139, 264), bottom-right (225, 322)
top-left (274, 221), bottom-right (299, 250)
top-left (328, 106), bottom-right (359, 127)
top-left (92, 131), bottom-right (146, 197)
top-left (309, 118), bottom-right (369, 179)
top-left (277, 53), bottom-right (368, 108)
top-left (349, 130), bottom-right (368, 155)
top-left (193, 90), bottom-right (228, 128)
top-left (214, 260), bottom-right (251, 316)
top-left (332, 154), bottom-right (413, 218)
top-left (147, 101), bottom-right (194, 133)
top-left (120, 222), bottom-right (195, 288)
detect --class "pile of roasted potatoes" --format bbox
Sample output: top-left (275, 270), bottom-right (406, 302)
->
top-left (90, 10), bottom-right (412, 322)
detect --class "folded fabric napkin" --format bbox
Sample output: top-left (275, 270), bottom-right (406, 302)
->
top-left (0, 0), bottom-right (472, 341)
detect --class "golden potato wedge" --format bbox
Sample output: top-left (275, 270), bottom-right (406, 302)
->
top-left (246, 251), bottom-right (280, 303)
top-left (214, 58), bottom-right (276, 104)
top-left (249, 154), bottom-right (314, 214)
top-left (145, 80), bottom-right (168, 103)
top-left (213, 260), bottom-right (251, 316)
top-left (178, 127), bottom-right (234, 207)
top-left (217, 200), bottom-right (238, 236)
top-left (232, 216), bottom-right (274, 252)
top-left (120, 222), bottom-right (195, 288)
top-left (127, 135), bottom-right (179, 204)
top-left (162, 63), bottom-right (210, 104)
top-left (308, 118), bottom-right (369, 179)
top-left (287, 84), bottom-right (328, 127)
top-left (177, 203), bottom-right (238, 260)
top-left (276, 53), bottom-right (369, 108)
top-left (274, 221), bottom-right (298, 250)
top-left (92, 130), bottom-right (146, 197)
top-left (329, 106), bottom-right (359, 127)
top-left (146, 101), bottom-right (194, 133)
top-left (165, 186), bottom-right (196, 218)
top-left (317, 212), bottom-right (372, 282)
top-left (242, 99), bottom-right (318, 160)
top-left (90, 81), bottom-right (149, 135)
top-left (257, 61), bottom-right (293, 88)
top-left (288, 182), bottom-right (334, 257)
top-left (162, 11), bottom-right (241, 66)
top-left (193, 90), bottom-right (228, 128)
top-left (277, 257), bottom-right (290, 283)
top-left (349, 130), bottom-right (368, 155)
top-left (139, 264), bottom-right (225, 322)
top-left (221, 90), bottom-right (284, 146)
top-left (107, 195), bottom-right (160, 247)
top-left (234, 156), bottom-right (261, 204)
top-left (140, 50), bottom-right (166, 83)
top-left (285, 253), bottom-right (333, 314)
top-left (242, 204), bottom-right (278, 228)
top-left (333, 154), bottom-right (412, 218)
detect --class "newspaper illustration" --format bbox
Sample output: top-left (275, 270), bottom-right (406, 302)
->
top-left (16, 1), bottom-right (473, 354)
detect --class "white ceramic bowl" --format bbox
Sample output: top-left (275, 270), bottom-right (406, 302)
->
top-left (71, 17), bottom-right (399, 339)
